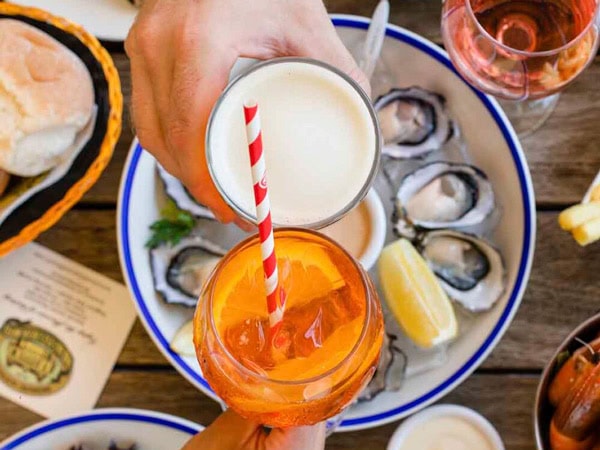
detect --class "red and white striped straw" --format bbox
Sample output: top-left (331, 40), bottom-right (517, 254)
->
top-left (243, 100), bottom-right (285, 330)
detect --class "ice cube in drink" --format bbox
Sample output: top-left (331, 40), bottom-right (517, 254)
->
top-left (215, 234), bottom-right (366, 381)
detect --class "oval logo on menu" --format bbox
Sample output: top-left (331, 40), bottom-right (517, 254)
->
top-left (0, 319), bottom-right (73, 395)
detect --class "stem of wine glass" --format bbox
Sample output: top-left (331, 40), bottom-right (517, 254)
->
top-left (498, 93), bottom-right (560, 138)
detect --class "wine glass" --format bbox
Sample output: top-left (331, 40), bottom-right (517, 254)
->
top-left (441, 0), bottom-right (599, 136)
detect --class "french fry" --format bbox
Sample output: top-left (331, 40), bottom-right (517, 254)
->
top-left (572, 216), bottom-right (600, 246)
top-left (591, 184), bottom-right (600, 202)
top-left (558, 202), bottom-right (600, 231)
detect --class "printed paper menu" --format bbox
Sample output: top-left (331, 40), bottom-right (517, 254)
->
top-left (0, 242), bottom-right (136, 417)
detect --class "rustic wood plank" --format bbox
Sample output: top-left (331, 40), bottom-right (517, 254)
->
top-left (0, 371), bottom-right (537, 449)
top-left (118, 320), bottom-right (169, 366)
top-left (80, 54), bottom-right (133, 204)
top-left (36, 209), bottom-right (600, 369)
top-left (35, 209), bottom-right (122, 282)
top-left (328, 374), bottom-right (537, 450)
top-left (483, 210), bottom-right (600, 370)
top-left (522, 61), bottom-right (600, 207)
top-left (327, 0), bottom-right (444, 43)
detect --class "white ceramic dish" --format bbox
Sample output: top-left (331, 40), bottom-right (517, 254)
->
top-left (8, 0), bottom-right (137, 41)
top-left (0, 408), bottom-right (202, 450)
top-left (357, 189), bottom-right (387, 271)
top-left (387, 404), bottom-right (504, 450)
top-left (320, 188), bottom-right (387, 270)
top-left (117, 15), bottom-right (536, 431)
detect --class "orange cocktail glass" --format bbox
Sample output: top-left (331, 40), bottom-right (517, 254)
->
top-left (193, 228), bottom-right (384, 427)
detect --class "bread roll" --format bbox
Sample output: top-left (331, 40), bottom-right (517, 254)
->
top-left (0, 19), bottom-right (94, 177)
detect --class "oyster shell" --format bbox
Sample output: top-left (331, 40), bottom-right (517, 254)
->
top-left (416, 230), bottom-right (506, 312)
top-left (358, 334), bottom-right (406, 401)
top-left (150, 235), bottom-right (226, 307)
top-left (394, 162), bottom-right (495, 235)
top-left (374, 87), bottom-right (454, 159)
top-left (70, 443), bottom-right (136, 450)
top-left (157, 163), bottom-right (215, 220)
top-left (109, 443), bottom-right (137, 450)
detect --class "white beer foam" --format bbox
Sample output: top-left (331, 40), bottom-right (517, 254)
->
top-left (209, 61), bottom-right (376, 226)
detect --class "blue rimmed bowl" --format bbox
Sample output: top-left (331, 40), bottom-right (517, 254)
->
top-left (117, 15), bottom-right (536, 431)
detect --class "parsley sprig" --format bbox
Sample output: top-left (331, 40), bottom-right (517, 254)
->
top-left (146, 200), bottom-right (195, 249)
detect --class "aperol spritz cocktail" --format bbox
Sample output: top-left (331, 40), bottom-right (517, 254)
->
top-left (193, 228), bottom-right (384, 427)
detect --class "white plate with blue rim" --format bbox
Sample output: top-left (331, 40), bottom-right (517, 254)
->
top-left (0, 408), bottom-right (202, 449)
top-left (116, 15), bottom-right (536, 431)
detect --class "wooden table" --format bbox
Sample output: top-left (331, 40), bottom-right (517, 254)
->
top-left (1, 1), bottom-right (599, 448)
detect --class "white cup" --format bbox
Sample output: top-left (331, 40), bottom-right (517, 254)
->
top-left (358, 189), bottom-right (387, 271)
top-left (387, 404), bottom-right (505, 450)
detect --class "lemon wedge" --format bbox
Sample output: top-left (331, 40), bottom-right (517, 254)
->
top-left (378, 239), bottom-right (458, 348)
top-left (558, 202), bottom-right (600, 230)
top-left (170, 320), bottom-right (195, 356)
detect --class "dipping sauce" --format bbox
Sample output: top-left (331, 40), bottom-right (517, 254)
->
top-left (321, 200), bottom-right (371, 261)
top-left (396, 416), bottom-right (495, 450)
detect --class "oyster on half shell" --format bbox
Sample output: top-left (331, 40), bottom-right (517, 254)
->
top-left (150, 235), bottom-right (227, 307)
top-left (157, 163), bottom-right (215, 220)
top-left (374, 87), bottom-right (455, 159)
top-left (416, 230), bottom-right (506, 312)
top-left (394, 162), bottom-right (495, 236)
top-left (358, 334), bottom-right (406, 401)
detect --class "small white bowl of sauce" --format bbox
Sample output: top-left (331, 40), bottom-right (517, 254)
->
top-left (321, 188), bottom-right (386, 271)
top-left (387, 404), bottom-right (505, 450)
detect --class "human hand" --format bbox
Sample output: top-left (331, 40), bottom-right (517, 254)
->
top-left (125, 0), bottom-right (369, 226)
top-left (181, 409), bottom-right (326, 450)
